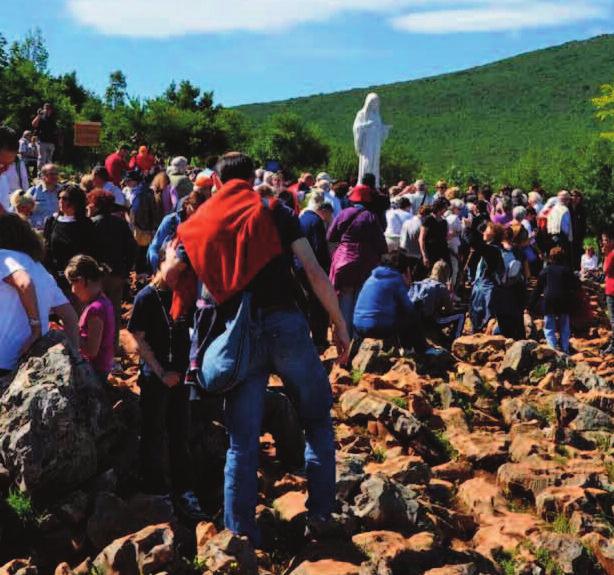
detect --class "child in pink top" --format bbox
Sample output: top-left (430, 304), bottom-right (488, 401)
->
top-left (64, 255), bottom-right (115, 378)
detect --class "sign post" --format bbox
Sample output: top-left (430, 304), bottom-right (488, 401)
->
top-left (74, 121), bottom-right (101, 147)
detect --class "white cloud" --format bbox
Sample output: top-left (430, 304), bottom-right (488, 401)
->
top-left (391, 1), bottom-right (609, 33)
top-left (65, 0), bottom-right (610, 37)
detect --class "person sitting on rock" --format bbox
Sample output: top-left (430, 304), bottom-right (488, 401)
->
top-left (127, 244), bottom-right (207, 521)
top-left (64, 255), bottom-right (116, 381)
top-left (353, 249), bottom-right (441, 357)
top-left (408, 260), bottom-right (466, 346)
top-left (528, 246), bottom-right (578, 354)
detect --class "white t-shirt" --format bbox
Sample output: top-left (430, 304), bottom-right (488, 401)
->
top-left (0, 173), bottom-right (10, 212)
top-left (103, 181), bottom-right (128, 207)
top-left (4, 160), bottom-right (29, 194)
top-left (581, 254), bottom-right (599, 271)
top-left (0, 249), bottom-right (68, 370)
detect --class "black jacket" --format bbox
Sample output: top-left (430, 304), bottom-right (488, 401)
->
top-left (91, 214), bottom-right (137, 277)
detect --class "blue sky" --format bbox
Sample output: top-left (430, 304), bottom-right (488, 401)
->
top-left (2, 1), bottom-right (613, 106)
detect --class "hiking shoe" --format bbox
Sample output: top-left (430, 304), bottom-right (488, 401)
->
top-left (175, 490), bottom-right (209, 521)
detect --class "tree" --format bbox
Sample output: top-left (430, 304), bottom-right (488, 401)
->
top-left (593, 82), bottom-right (614, 141)
top-left (9, 28), bottom-right (48, 72)
top-left (105, 70), bottom-right (127, 109)
top-left (251, 112), bottom-right (329, 171)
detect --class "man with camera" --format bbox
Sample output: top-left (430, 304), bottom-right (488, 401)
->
top-left (32, 102), bottom-right (58, 174)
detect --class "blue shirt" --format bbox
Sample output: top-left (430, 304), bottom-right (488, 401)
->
top-left (29, 183), bottom-right (60, 230)
top-left (353, 266), bottom-right (414, 332)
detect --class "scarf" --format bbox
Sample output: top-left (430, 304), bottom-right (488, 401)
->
top-left (171, 179), bottom-right (282, 318)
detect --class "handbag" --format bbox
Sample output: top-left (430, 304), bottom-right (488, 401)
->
top-left (189, 291), bottom-right (253, 394)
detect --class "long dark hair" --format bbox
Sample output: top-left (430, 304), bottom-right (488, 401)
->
top-left (0, 213), bottom-right (45, 261)
top-left (62, 184), bottom-right (87, 220)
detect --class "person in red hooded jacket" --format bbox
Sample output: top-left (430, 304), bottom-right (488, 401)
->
top-left (129, 145), bottom-right (156, 175)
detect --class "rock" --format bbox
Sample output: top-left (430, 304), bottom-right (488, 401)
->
top-left (353, 530), bottom-right (439, 574)
top-left (273, 491), bottom-right (307, 525)
top-left (291, 559), bottom-right (361, 575)
top-left (53, 563), bottom-right (71, 575)
top-left (534, 531), bottom-right (594, 575)
top-left (438, 408), bottom-right (508, 469)
top-left (423, 566), bottom-right (477, 575)
top-left (352, 339), bottom-right (394, 375)
top-left (583, 532), bottom-right (614, 575)
top-left (364, 455), bottom-right (431, 484)
top-left (431, 460), bottom-right (473, 483)
top-left (497, 456), bottom-right (607, 500)
top-left (457, 476), bottom-right (506, 519)
top-left (498, 340), bottom-right (538, 380)
top-left (500, 397), bottom-right (541, 426)
top-left (92, 523), bottom-right (175, 574)
top-left (0, 332), bottom-right (117, 499)
top-left (196, 522), bottom-right (218, 559)
top-left (337, 456), bottom-right (367, 502)
top-left (86, 491), bottom-right (174, 550)
top-left (472, 511), bottom-right (542, 559)
top-left (57, 490), bottom-right (89, 525)
top-left (351, 474), bottom-right (421, 531)
top-left (339, 388), bottom-right (429, 448)
top-left (554, 393), bottom-right (614, 431)
top-left (198, 529), bottom-right (258, 575)
top-left (567, 363), bottom-right (612, 392)
top-left (0, 559), bottom-right (37, 575)
top-left (451, 335), bottom-right (507, 364)
top-left (535, 485), bottom-right (612, 521)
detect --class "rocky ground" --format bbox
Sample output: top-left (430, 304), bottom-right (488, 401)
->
top-left (0, 284), bottom-right (612, 575)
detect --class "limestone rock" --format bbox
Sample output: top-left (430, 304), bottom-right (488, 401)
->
top-left (198, 529), bottom-right (258, 575)
top-left (451, 335), bottom-right (507, 364)
top-left (92, 523), bottom-right (175, 575)
top-left (554, 393), bottom-right (614, 431)
top-left (534, 531), bottom-right (594, 575)
top-left (0, 332), bottom-right (116, 499)
top-left (351, 474), bottom-right (421, 531)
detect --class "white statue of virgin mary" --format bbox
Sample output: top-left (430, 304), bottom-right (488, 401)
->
top-left (353, 93), bottom-right (391, 187)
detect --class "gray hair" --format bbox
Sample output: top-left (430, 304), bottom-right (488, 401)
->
top-left (512, 206), bottom-right (527, 221)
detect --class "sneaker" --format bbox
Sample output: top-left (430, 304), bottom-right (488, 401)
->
top-left (175, 490), bottom-right (209, 521)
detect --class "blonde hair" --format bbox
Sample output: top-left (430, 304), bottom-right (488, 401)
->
top-left (430, 260), bottom-right (450, 283)
top-left (444, 187), bottom-right (460, 200)
top-left (80, 174), bottom-right (95, 193)
top-left (10, 189), bottom-right (35, 210)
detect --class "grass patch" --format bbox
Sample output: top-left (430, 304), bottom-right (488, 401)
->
top-left (350, 369), bottom-right (364, 385)
top-left (493, 549), bottom-right (518, 575)
top-left (390, 397), bottom-right (408, 410)
top-left (534, 402), bottom-right (556, 426)
top-left (372, 446), bottom-right (387, 463)
top-left (530, 363), bottom-right (551, 381)
top-left (605, 460), bottom-right (614, 483)
top-left (6, 489), bottom-right (34, 524)
top-left (552, 444), bottom-right (570, 465)
top-left (548, 513), bottom-right (573, 534)
top-left (535, 548), bottom-right (564, 575)
top-left (594, 433), bottom-right (612, 453)
top-left (432, 430), bottom-right (459, 461)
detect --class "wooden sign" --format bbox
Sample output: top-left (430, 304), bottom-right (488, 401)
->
top-left (74, 122), bottom-right (101, 147)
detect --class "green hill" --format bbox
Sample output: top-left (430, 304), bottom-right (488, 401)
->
top-left (237, 35), bottom-right (614, 177)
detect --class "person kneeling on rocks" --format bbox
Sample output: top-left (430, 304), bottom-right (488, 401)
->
top-left (353, 249), bottom-right (441, 357)
top-left (127, 246), bottom-right (206, 521)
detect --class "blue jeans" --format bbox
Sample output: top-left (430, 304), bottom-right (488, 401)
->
top-left (223, 307), bottom-right (335, 545)
top-left (339, 288), bottom-right (359, 339)
top-left (544, 314), bottom-right (570, 353)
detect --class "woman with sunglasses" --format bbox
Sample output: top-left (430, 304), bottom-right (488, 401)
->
top-left (43, 184), bottom-right (95, 296)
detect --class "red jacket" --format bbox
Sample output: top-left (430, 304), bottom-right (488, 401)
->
top-left (605, 250), bottom-right (614, 297)
top-left (105, 152), bottom-right (128, 186)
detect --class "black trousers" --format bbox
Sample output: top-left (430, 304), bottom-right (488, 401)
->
top-left (139, 374), bottom-right (193, 495)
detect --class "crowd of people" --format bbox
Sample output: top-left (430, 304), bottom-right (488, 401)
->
top-left (0, 115), bottom-right (613, 545)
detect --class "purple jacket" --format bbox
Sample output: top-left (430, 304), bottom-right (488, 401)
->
top-left (327, 205), bottom-right (387, 291)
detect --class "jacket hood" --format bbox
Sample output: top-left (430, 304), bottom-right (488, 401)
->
top-left (371, 265), bottom-right (402, 280)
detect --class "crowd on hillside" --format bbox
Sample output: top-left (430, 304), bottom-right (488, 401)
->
top-left (0, 111), bottom-right (613, 544)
